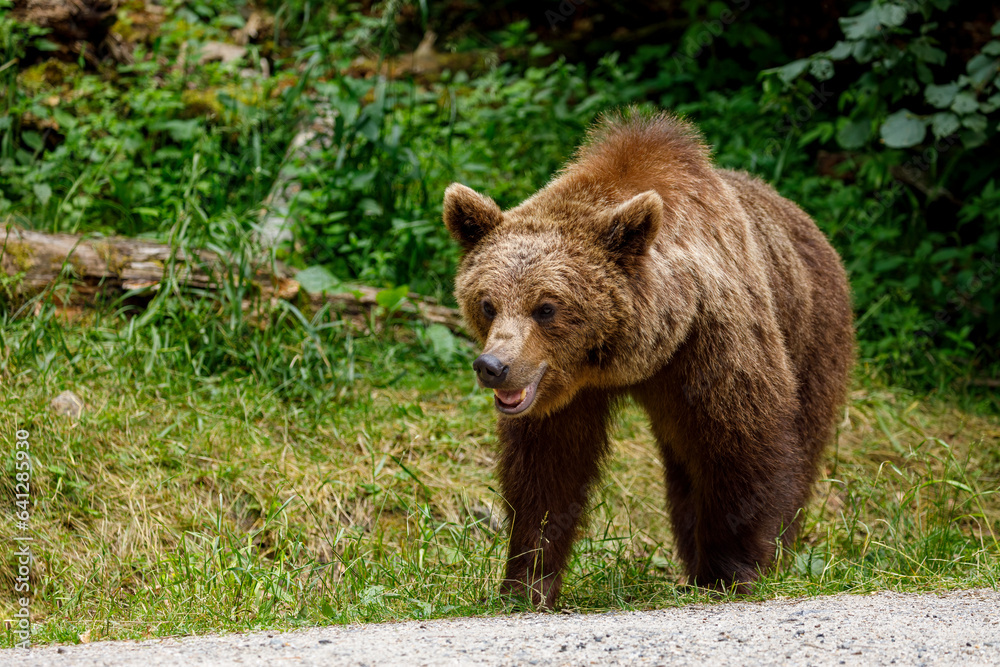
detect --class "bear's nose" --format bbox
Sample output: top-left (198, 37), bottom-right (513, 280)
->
top-left (473, 354), bottom-right (509, 387)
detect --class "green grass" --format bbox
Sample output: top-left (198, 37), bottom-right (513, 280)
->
top-left (1, 284), bottom-right (998, 647)
top-left (1, 0), bottom-right (999, 647)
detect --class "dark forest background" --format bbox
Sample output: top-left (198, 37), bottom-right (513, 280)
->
top-left (2, 0), bottom-right (999, 392)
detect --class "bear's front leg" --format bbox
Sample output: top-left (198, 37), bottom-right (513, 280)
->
top-left (686, 425), bottom-right (807, 593)
top-left (494, 389), bottom-right (615, 609)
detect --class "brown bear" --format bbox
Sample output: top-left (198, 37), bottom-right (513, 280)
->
top-left (442, 109), bottom-right (853, 608)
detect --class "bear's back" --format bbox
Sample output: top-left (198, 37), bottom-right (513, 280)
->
top-left (717, 168), bottom-right (854, 458)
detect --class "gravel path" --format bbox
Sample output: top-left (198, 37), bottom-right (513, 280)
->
top-left (6, 589), bottom-right (999, 666)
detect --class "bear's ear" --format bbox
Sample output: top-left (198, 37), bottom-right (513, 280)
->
top-left (443, 183), bottom-right (503, 251)
top-left (602, 190), bottom-right (663, 260)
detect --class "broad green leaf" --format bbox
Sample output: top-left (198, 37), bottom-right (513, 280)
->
top-left (909, 40), bottom-right (947, 65)
top-left (810, 58), bottom-right (835, 81)
top-left (874, 256), bottom-right (906, 272)
top-left (798, 121), bottom-right (835, 147)
top-left (983, 40), bottom-right (1000, 56)
top-left (930, 247), bottom-right (963, 263)
top-left (930, 112), bottom-right (960, 138)
top-left (951, 91), bottom-right (979, 114)
top-left (962, 113), bottom-right (987, 133)
top-left (350, 169), bottom-right (377, 189)
top-left (33, 183), bottom-right (52, 206)
top-left (357, 114), bottom-right (380, 143)
top-left (777, 59), bottom-right (810, 83)
top-left (924, 82), bottom-right (959, 109)
top-left (877, 4), bottom-right (907, 27)
top-left (840, 7), bottom-right (882, 40)
top-left (981, 92), bottom-right (1000, 114)
top-left (967, 54), bottom-right (999, 87)
top-left (425, 324), bottom-right (457, 364)
top-left (52, 108), bottom-right (76, 129)
top-left (22, 131), bottom-right (43, 151)
top-left (960, 128), bottom-right (987, 148)
top-left (852, 39), bottom-right (877, 63)
top-left (358, 198), bottom-right (383, 216)
top-left (376, 284), bottom-right (409, 312)
top-left (217, 13), bottom-right (246, 28)
top-left (153, 119), bottom-right (201, 142)
top-left (360, 585), bottom-right (386, 605)
top-left (880, 109), bottom-right (927, 148)
top-left (837, 117), bottom-right (871, 149)
top-left (827, 40), bottom-right (853, 60)
top-left (295, 266), bottom-right (339, 294)
top-left (793, 551), bottom-right (827, 577)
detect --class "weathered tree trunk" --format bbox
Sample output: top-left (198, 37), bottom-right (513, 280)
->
top-left (0, 224), bottom-right (463, 331)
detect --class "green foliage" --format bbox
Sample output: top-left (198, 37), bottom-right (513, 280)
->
top-left (0, 3), bottom-right (303, 237)
top-left (280, 73), bottom-right (457, 296)
top-left (765, 0), bottom-right (999, 152)
top-left (1, 0), bottom-right (998, 388)
top-left (287, 52), bottom-right (645, 297)
top-left (761, 0), bottom-right (1000, 387)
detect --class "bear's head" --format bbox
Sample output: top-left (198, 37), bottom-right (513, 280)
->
top-left (443, 182), bottom-right (664, 417)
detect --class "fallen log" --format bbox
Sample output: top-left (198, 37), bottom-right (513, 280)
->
top-left (0, 224), bottom-right (464, 332)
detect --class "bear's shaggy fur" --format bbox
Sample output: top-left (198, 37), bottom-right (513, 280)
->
top-left (442, 109), bottom-right (854, 608)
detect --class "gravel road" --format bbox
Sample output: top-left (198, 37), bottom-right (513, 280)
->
top-left (5, 589), bottom-right (998, 666)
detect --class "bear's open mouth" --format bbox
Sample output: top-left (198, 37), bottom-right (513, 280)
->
top-left (493, 368), bottom-right (545, 415)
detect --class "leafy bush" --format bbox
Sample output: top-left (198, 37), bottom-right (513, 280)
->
top-left (2, 0), bottom-right (998, 390)
top-left (286, 49), bottom-right (645, 297)
top-left (761, 0), bottom-right (1000, 386)
top-left (0, 1), bottom-right (301, 239)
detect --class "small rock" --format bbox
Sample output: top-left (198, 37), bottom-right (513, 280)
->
top-left (50, 390), bottom-right (84, 418)
top-left (198, 42), bottom-right (247, 65)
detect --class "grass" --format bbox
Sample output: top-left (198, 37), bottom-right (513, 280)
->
top-left (1, 0), bottom-right (998, 650)
top-left (1, 279), bottom-right (998, 648)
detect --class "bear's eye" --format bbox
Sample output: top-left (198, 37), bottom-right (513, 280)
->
top-left (533, 303), bottom-right (556, 324)
top-left (481, 299), bottom-right (496, 320)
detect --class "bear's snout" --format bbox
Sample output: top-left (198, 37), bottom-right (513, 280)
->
top-left (473, 353), bottom-right (509, 387)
